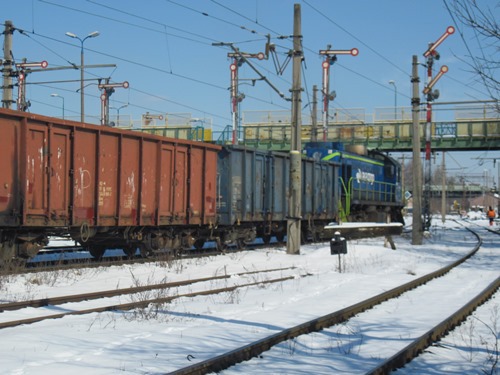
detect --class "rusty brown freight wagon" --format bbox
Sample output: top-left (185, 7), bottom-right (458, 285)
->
top-left (0, 108), bottom-right (221, 261)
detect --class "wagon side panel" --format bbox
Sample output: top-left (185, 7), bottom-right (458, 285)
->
top-left (268, 152), bottom-right (289, 221)
top-left (203, 147), bottom-right (218, 224)
top-left (188, 145), bottom-right (218, 225)
top-left (97, 133), bottom-right (119, 226)
top-left (188, 146), bottom-right (203, 225)
top-left (72, 129), bottom-right (97, 225)
top-left (22, 120), bottom-right (48, 225)
top-left (302, 159), bottom-right (314, 217)
top-left (159, 144), bottom-right (174, 223)
top-left (119, 136), bottom-right (140, 225)
top-left (48, 125), bottom-right (71, 225)
top-left (173, 145), bottom-right (188, 223)
top-left (0, 118), bottom-right (20, 226)
top-left (139, 139), bottom-right (158, 226)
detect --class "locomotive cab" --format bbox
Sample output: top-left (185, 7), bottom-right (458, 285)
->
top-left (304, 142), bottom-right (404, 224)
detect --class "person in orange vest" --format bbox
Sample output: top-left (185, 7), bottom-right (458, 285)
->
top-left (487, 206), bottom-right (496, 226)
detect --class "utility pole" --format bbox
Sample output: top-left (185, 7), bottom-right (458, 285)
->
top-left (287, 3), bottom-right (302, 255)
top-left (411, 55), bottom-right (423, 245)
top-left (311, 85), bottom-right (318, 142)
top-left (2, 20), bottom-right (14, 108)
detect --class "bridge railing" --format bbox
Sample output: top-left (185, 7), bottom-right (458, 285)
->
top-left (231, 118), bottom-right (500, 150)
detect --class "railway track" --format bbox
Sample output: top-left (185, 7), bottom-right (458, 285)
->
top-left (168, 225), bottom-right (499, 374)
top-left (7, 239), bottom-right (284, 275)
top-left (0, 267), bottom-right (305, 330)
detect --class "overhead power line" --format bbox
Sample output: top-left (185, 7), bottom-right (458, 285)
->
top-left (302, 0), bottom-right (409, 77)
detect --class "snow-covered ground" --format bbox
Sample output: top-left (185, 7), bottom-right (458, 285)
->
top-left (0, 217), bottom-right (498, 374)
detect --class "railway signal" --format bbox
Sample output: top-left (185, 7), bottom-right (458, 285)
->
top-left (213, 39), bottom-right (270, 145)
top-left (421, 26), bottom-right (454, 232)
top-left (142, 113), bottom-right (164, 126)
top-left (15, 60), bottom-right (49, 111)
top-left (423, 26), bottom-right (455, 57)
top-left (319, 46), bottom-right (358, 141)
top-left (98, 80), bottom-right (129, 126)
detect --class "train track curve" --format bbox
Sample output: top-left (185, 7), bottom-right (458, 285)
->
top-left (168, 225), bottom-right (499, 374)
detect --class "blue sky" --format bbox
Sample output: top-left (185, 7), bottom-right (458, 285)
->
top-left (3, 0), bottom-right (499, 188)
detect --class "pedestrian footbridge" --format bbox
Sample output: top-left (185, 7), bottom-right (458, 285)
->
top-left (226, 107), bottom-right (500, 152)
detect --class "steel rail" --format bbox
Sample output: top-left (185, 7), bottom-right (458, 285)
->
top-left (367, 275), bottom-right (500, 374)
top-left (0, 266), bottom-right (296, 312)
top-left (0, 274), bottom-right (303, 330)
top-left (167, 229), bottom-right (483, 375)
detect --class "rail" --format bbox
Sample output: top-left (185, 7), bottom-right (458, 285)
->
top-left (0, 267), bottom-right (300, 329)
top-left (168, 226), bottom-right (498, 374)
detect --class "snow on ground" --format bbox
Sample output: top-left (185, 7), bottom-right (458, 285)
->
top-left (0, 217), bottom-right (498, 374)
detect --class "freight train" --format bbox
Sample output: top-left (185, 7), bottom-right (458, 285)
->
top-left (0, 108), bottom-right (403, 262)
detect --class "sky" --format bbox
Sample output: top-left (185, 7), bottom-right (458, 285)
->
top-left (0, 217), bottom-right (498, 374)
top-left (2, 0), bottom-right (499, 184)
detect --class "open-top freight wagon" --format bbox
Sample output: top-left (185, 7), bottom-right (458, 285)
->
top-left (0, 108), bottom-right (220, 261)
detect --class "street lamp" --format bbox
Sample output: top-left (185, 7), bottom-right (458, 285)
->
top-left (50, 93), bottom-right (65, 119)
top-left (388, 80), bottom-right (397, 120)
top-left (65, 30), bottom-right (100, 123)
top-left (110, 104), bottom-right (128, 127)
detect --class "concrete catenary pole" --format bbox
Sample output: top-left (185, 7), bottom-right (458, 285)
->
top-left (287, 3), bottom-right (302, 255)
top-left (411, 55), bottom-right (423, 245)
top-left (2, 20), bottom-right (14, 109)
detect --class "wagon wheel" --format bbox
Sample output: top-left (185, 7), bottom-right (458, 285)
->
top-left (88, 246), bottom-right (106, 260)
top-left (193, 239), bottom-right (205, 251)
top-left (262, 235), bottom-right (272, 245)
top-left (122, 246), bottom-right (137, 259)
top-left (216, 238), bottom-right (227, 253)
top-left (139, 245), bottom-right (152, 258)
top-left (275, 233), bottom-right (285, 243)
top-left (236, 239), bottom-right (247, 250)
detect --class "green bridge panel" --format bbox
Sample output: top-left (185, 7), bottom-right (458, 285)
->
top-left (229, 119), bottom-right (500, 151)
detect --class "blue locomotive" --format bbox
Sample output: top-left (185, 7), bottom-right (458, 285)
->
top-left (304, 142), bottom-right (404, 224)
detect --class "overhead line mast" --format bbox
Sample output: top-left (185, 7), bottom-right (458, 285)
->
top-left (287, 3), bottom-right (303, 255)
top-left (2, 20), bottom-right (14, 108)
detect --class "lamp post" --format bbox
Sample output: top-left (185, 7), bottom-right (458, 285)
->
top-left (110, 104), bottom-right (128, 127)
top-left (388, 80), bottom-right (397, 120)
top-left (50, 93), bottom-right (65, 119)
top-left (65, 31), bottom-right (100, 123)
